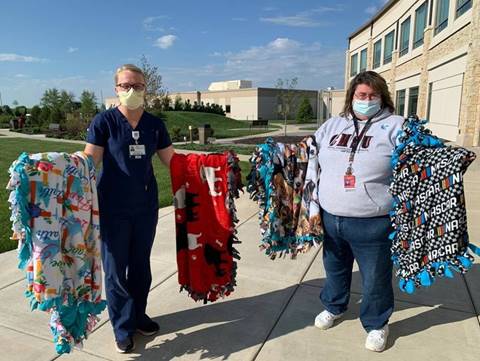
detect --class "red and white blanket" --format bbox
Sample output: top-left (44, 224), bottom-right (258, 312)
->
top-left (170, 152), bottom-right (242, 303)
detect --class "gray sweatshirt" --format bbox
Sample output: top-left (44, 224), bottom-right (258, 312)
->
top-left (314, 109), bottom-right (405, 218)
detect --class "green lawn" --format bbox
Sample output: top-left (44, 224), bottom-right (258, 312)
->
top-left (0, 138), bottom-right (251, 253)
top-left (160, 111), bottom-right (279, 138)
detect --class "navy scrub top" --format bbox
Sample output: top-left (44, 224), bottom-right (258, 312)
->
top-left (86, 107), bottom-right (172, 212)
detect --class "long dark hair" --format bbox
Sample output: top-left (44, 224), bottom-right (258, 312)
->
top-left (341, 71), bottom-right (395, 117)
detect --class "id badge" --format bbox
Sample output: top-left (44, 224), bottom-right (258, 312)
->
top-left (129, 144), bottom-right (146, 159)
top-left (344, 174), bottom-right (356, 191)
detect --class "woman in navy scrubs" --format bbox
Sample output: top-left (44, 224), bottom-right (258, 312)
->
top-left (84, 64), bottom-right (174, 353)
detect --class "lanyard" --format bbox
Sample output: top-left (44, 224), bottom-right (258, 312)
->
top-left (346, 117), bottom-right (373, 175)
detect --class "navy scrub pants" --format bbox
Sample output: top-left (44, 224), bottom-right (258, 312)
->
top-left (100, 206), bottom-right (159, 342)
top-left (320, 209), bottom-right (394, 332)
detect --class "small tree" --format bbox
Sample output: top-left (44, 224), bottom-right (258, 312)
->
top-left (30, 105), bottom-right (42, 126)
top-left (2, 105), bottom-right (13, 115)
top-left (139, 54), bottom-right (166, 107)
top-left (49, 107), bottom-right (63, 124)
top-left (59, 90), bottom-right (76, 116)
top-left (296, 96), bottom-right (314, 123)
top-left (41, 88), bottom-right (61, 109)
top-left (80, 90), bottom-right (97, 120)
top-left (174, 95), bottom-right (183, 111)
top-left (14, 106), bottom-right (27, 116)
top-left (161, 94), bottom-right (172, 111)
top-left (40, 106), bottom-right (51, 125)
top-left (276, 77), bottom-right (299, 135)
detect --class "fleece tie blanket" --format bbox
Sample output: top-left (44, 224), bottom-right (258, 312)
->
top-left (389, 118), bottom-right (479, 293)
top-left (247, 137), bottom-right (323, 259)
top-left (170, 152), bottom-right (242, 303)
top-left (6, 152), bottom-right (106, 354)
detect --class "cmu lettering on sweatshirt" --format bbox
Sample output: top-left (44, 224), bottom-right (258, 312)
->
top-left (328, 132), bottom-right (373, 151)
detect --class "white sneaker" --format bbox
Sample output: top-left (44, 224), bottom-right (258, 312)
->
top-left (365, 324), bottom-right (389, 352)
top-left (314, 310), bottom-right (344, 330)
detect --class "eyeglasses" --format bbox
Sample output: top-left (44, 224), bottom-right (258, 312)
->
top-left (354, 92), bottom-right (380, 101)
top-left (116, 83), bottom-right (146, 91)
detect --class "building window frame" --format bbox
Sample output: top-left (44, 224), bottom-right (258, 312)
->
top-left (413, 2), bottom-right (428, 49)
top-left (408, 86), bottom-right (420, 117)
top-left (434, 0), bottom-right (450, 35)
top-left (383, 30), bottom-right (395, 64)
top-left (399, 16), bottom-right (411, 57)
top-left (456, 0), bottom-right (472, 18)
top-left (350, 53), bottom-right (359, 77)
top-left (359, 48), bottom-right (367, 72)
top-left (225, 105), bottom-right (231, 113)
top-left (427, 82), bottom-right (433, 120)
top-left (373, 39), bottom-right (382, 68)
top-left (396, 89), bottom-right (406, 117)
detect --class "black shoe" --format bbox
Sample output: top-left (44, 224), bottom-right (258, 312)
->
top-left (137, 319), bottom-right (160, 336)
top-left (115, 336), bottom-right (135, 353)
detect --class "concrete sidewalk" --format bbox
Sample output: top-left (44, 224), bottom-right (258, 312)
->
top-left (0, 166), bottom-right (479, 360)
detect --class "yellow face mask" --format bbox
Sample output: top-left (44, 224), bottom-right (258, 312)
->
top-left (118, 88), bottom-right (145, 110)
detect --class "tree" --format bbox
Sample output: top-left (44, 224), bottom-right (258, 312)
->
top-left (59, 90), bottom-right (76, 115)
top-left (12, 100), bottom-right (19, 107)
top-left (14, 106), bottom-right (27, 116)
top-left (275, 77), bottom-right (299, 135)
top-left (174, 96), bottom-right (183, 111)
top-left (30, 105), bottom-right (42, 126)
top-left (41, 88), bottom-right (61, 110)
top-left (40, 106), bottom-right (51, 125)
top-left (161, 94), bottom-right (172, 111)
top-left (2, 105), bottom-right (13, 115)
top-left (49, 107), bottom-right (63, 124)
top-left (139, 54), bottom-right (166, 107)
top-left (296, 96), bottom-right (314, 123)
top-left (80, 90), bottom-right (97, 120)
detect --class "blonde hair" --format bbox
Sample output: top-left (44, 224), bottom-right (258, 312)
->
top-left (114, 64), bottom-right (145, 84)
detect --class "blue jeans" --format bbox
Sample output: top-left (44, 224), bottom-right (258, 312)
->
top-left (320, 210), bottom-right (394, 332)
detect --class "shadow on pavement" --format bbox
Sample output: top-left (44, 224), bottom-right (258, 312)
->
top-left (125, 264), bottom-right (479, 360)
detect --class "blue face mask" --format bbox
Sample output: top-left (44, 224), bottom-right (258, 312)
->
top-left (352, 99), bottom-right (382, 118)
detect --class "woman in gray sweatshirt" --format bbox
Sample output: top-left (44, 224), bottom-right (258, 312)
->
top-left (313, 71), bottom-right (404, 352)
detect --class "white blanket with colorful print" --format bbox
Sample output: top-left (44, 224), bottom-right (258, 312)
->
top-left (7, 151), bottom-right (106, 354)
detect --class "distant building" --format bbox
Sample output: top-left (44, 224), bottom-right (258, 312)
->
top-left (170, 80), bottom-right (319, 121)
top-left (104, 97), bottom-right (119, 109)
top-left (346, 0), bottom-right (479, 145)
top-left (208, 80), bottom-right (252, 91)
top-left (105, 80), bottom-right (345, 123)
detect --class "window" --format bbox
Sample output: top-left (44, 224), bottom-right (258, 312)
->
top-left (413, 2), bottom-right (428, 48)
top-left (373, 39), bottom-right (382, 68)
top-left (360, 49), bottom-right (367, 72)
top-left (408, 86), bottom-right (419, 116)
top-left (456, 0), bottom-right (472, 17)
top-left (435, 0), bottom-right (450, 35)
top-left (225, 105), bottom-right (231, 113)
top-left (427, 83), bottom-right (433, 120)
top-left (383, 30), bottom-right (395, 64)
top-left (396, 89), bottom-right (406, 116)
top-left (350, 53), bottom-right (358, 76)
top-left (399, 17), bottom-right (411, 57)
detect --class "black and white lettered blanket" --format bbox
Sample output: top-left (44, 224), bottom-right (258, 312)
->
top-left (389, 118), bottom-right (479, 293)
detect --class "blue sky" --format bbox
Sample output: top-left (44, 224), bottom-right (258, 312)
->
top-left (0, 0), bottom-right (388, 106)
